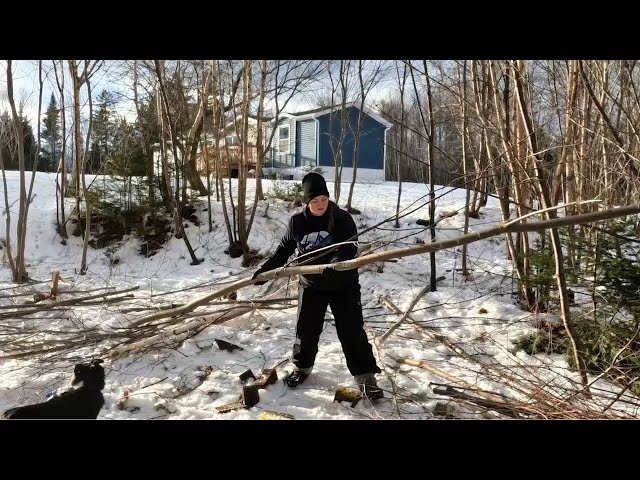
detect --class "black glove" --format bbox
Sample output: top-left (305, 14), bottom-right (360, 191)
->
top-left (252, 266), bottom-right (271, 286)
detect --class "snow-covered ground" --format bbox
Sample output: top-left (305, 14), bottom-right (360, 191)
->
top-left (0, 171), bottom-right (636, 419)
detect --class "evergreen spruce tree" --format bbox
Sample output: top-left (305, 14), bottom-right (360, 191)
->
top-left (41, 93), bottom-right (61, 172)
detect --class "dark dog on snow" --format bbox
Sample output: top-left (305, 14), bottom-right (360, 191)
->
top-left (1, 359), bottom-right (106, 420)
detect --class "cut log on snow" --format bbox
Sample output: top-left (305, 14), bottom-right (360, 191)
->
top-left (50, 271), bottom-right (61, 299)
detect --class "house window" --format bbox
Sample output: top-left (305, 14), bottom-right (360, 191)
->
top-left (278, 126), bottom-right (289, 154)
top-left (225, 134), bottom-right (239, 145)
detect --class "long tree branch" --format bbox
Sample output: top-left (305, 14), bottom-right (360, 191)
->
top-left (129, 203), bottom-right (640, 327)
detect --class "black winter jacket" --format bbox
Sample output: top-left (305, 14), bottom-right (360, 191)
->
top-left (259, 201), bottom-right (359, 291)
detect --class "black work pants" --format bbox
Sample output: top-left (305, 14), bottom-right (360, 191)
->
top-left (292, 283), bottom-right (380, 376)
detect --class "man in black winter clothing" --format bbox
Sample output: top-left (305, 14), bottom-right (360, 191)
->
top-left (252, 172), bottom-right (383, 400)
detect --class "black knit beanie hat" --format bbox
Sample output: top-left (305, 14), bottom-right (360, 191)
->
top-left (301, 172), bottom-right (330, 204)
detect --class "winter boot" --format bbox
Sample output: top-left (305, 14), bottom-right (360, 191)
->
top-left (285, 367), bottom-right (312, 388)
top-left (354, 373), bottom-right (384, 400)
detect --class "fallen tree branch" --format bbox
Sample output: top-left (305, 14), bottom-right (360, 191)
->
top-left (374, 276), bottom-right (445, 346)
top-left (396, 357), bottom-right (508, 405)
top-left (377, 296), bottom-right (467, 356)
top-left (106, 306), bottom-right (254, 359)
top-left (379, 296), bottom-right (577, 410)
top-left (128, 203), bottom-right (640, 327)
top-left (431, 384), bottom-right (524, 418)
top-left (0, 286), bottom-right (117, 300)
top-left (0, 285), bottom-right (140, 311)
top-left (330, 203), bottom-right (640, 270)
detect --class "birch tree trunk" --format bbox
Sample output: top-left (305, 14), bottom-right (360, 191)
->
top-left (488, 60), bottom-right (535, 310)
top-left (6, 60), bottom-right (29, 282)
top-left (512, 59), bottom-right (589, 391)
top-left (200, 61), bottom-right (213, 232)
top-left (53, 60), bottom-right (68, 240)
top-left (78, 61), bottom-right (94, 275)
top-left (0, 99), bottom-right (17, 278)
top-left (254, 60), bottom-right (267, 202)
top-left (394, 61), bottom-right (407, 229)
top-left (424, 61), bottom-right (438, 291)
top-left (212, 60), bottom-right (235, 247)
top-left (460, 60), bottom-right (472, 279)
top-left (68, 60), bottom-right (101, 275)
top-left (334, 60), bottom-right (350, 204)
top-left (237, 60), bottom-right (252, 255)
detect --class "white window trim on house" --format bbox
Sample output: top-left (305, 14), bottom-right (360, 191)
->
top-left (225, 134), bottom-right (239, 145)
top-left (278, 126), bottom-right (290, 154)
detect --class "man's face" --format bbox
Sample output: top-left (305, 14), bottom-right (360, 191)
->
top-left (308, 195), bottom-right (329, 216)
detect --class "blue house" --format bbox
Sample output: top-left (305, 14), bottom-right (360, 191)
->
top-left (264, 103), bottom-right (393, 182)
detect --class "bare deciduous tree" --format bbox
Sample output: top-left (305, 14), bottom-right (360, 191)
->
top-left (1, 61), bottom-right (44, 281)
top-left (394, 61), bottom-right (408, 229)
top-left (68, 60), bottom-right (102, 274)
top-left (52, 60), bottom-right (69, 240)
top-left (154, 60), bottom-right (200, 266)
top-left (345, 60), bottom-right (383, 212)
